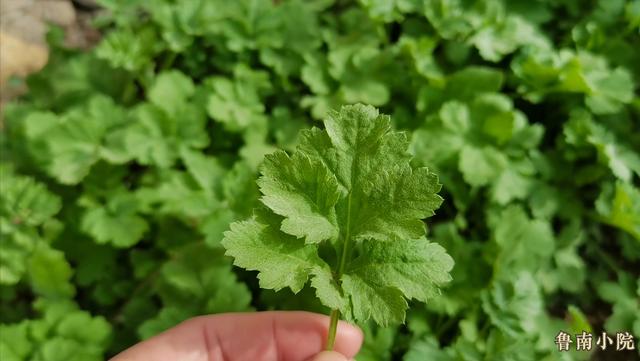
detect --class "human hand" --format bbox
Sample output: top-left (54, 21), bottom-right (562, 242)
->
top-left (111, 311), bottom-right (363, 361)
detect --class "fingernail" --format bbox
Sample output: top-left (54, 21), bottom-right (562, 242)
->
top-left (310, 351), bottom-right (349, 361)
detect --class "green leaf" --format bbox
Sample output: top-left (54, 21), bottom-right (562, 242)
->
top-left (341, 274), bottom-right (407, 326)
top-left (138, 307), bottom-right (193, 340)
top-left (314, 105), bottom-right (444, 242)
top-left (563, 109), bottom-right (640, 182)
top-left (345, 239), bottom-right (453, 325)
top-left (597, 273), bottom-right (640, 335)
top-left (359, 0), bottom-right (422, 22)
top-left (206, 64), bottom-right (271, 132)
top-left (481, 272), bottom-right (545, 337)
top-left (584, 67), bottom-right (634, 114)
top-left (445, 66), bottom-right (504, 101)
top-left (148, 70), bottom-right (196, 116)
top-left (404, 337), bottom-right (454, 361)
top-left (135, 170), bottom-right (210, 217)
top-left (223, 104), bottom-right (452, 326)
top-left (470, 16), bottom-right (548, 62)
top-left (309, 266), bottom-right (347, 312)
top-left (596, 182), bottom-right (640, 240)
top-left (81, 193), bottom-right (148, 248)
top-left (21, 96), bottom-right (127, 184)
top-left (513, 49), bottom-right (635, 112)
top-left (223, 213), bottom-right (326, 293)
top-left (0, 167), bottom-right (64, 289)
top-left (0, 225), bottom-right (32, 285)
top-left (302, 53), bottom-right (333, 95)
top-left (258, 151), bottom-right (341, 244)
top-left (356, 322), bottom-right (398, 361)
top-left (122, 104), bottom-right (207, 168)
top-left (0, 301), bottom-right (111, 361)
top-left (490, 205), bottom-right (555, 275)
top-left (0, 164), bottom-right (61, 227)
top-left (223, 161), bottom-right (260, 216)
top-left (458, 145), bottom-right (508, 187)
top-left (28, 247), bottom-right (75, 299)
top-left (491, 168), bottom-right (532, 205)
top-left (159, 244), bottom-right (251, 310)
top-left (567, 305), bottom-right (592, 334)
top-left (180, 148), bottom-right (226, 194)
top-left (423, 0), bottom-right (486, 40)
top-left (96, 26), bottom-right (160, 71)
top-left (0, 323), bottom-right (31, 361)
top-left (351, 239), bottom-right (453, 302)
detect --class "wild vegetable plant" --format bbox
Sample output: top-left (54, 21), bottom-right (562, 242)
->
top-left (4, 0), bottom-right (639, 359)
top-left (222, 104), bottom-right (454, 348)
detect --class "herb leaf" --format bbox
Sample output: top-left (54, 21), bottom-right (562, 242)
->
top-left (223, 104), bottom-right (453, 332)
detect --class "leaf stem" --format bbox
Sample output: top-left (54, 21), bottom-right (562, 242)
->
top-left (326, 193), bottom-right (353, 350)
top-left (336, 194), bottom-right (352, 279)
top-left (326, 309), bottom-right (340, 350)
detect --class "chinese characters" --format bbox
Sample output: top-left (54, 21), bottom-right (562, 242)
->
top-left (556, 331), bottom-right (636, 352)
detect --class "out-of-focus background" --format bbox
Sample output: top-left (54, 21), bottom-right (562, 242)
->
top-left (1, 0), bottom-right (101, 107)
top-left (1, 1), bottom-right (639, 360)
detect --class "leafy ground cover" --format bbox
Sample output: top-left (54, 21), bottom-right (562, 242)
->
top-left (1, 0), bottom-right (639, 360)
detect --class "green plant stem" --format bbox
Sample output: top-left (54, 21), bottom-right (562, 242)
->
top-left (326, 193), bottom-right (353, 350)
top-left (326, 309), bottom-right (340, 350)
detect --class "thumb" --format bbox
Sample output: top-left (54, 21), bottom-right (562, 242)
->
top-left (309, 351), bottom-right (350, 361)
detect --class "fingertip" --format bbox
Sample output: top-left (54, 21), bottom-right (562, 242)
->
top-left (332, 320), bottom-right (363, 358)
top-left (309, 351), bottom-right (349, 361)
top-left (260, 311), bottom-right (363, 360)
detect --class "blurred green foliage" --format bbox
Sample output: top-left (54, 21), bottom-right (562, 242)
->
top-left (1, 0), bottom-right (638, 359)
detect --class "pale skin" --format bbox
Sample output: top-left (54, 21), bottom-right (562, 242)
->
top-left (111, 311), bottom-right (363, 361)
